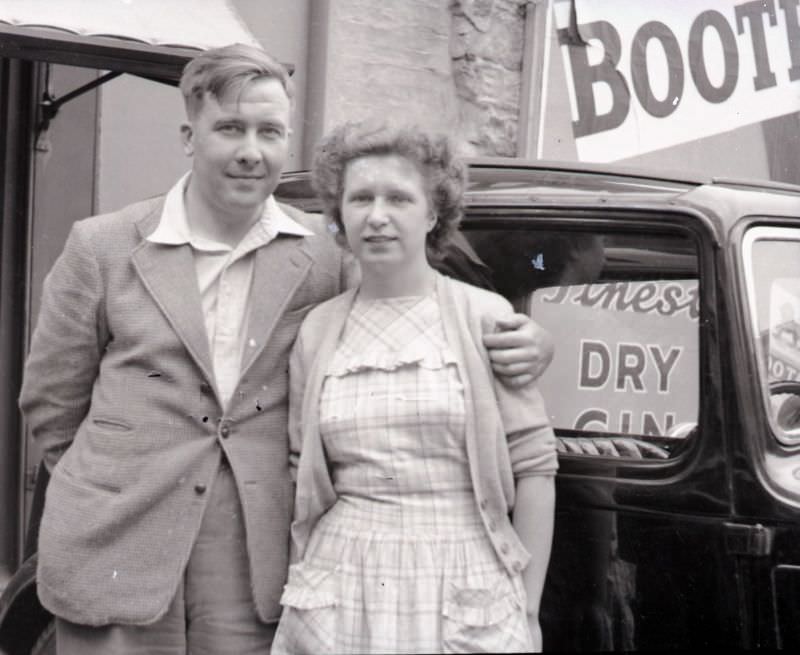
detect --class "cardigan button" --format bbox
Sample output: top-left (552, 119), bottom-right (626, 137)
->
top-left (488, 519), bottom-right (497, 532)
top-left (194, 483), bottom-right (207, 495)
top-left (479, 498), bottom-right (488, 510)
top-left (512, 560), bottom-right (523, 572)
top-left (500, 543), bottom-right (510, 555)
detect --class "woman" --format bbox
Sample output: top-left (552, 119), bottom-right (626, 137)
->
top-left (273, 123), bottom-right (557, 654)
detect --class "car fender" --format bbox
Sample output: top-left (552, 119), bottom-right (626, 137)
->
top-left (0, 554), bottom-right (52, 654)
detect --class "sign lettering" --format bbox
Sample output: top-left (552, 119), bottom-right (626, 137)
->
top-left (531, 280), bottom-right (699, 437)
top-left (553, 0), bottom-right (800, 160)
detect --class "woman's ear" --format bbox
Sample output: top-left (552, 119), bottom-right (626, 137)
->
top-left (180, 123), bottom-right (194, 156)
top-left (428, 213), bottom-right (438, 232)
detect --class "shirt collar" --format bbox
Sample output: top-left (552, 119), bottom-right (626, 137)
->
top-left (147, 172), bottom-right (313, 250)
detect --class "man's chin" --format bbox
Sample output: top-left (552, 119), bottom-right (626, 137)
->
top-left (227, 188), bottom-right (271, 207)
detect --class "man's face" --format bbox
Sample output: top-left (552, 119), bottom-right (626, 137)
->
top-left (181, 77), bottom-right (291, 223)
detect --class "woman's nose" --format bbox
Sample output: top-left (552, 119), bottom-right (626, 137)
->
top-left (366, 198), bottom-right (389, 226)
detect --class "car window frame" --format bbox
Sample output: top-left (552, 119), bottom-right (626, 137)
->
top-left (459, 205), bottom-right (717, 487)
top-left (741, 224), bottom-right (800, 448)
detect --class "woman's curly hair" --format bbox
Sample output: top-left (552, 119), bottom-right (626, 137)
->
top-left (312, 122), bottom-right (467, 258)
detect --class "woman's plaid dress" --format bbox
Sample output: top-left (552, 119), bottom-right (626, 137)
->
top-left (273, 293), bottom-right (533, 654)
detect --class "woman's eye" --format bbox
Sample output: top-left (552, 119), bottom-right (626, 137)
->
top-left (219, 124), bottom-right (241, 134)
top-left (388, 193), bottom-right (411, 204)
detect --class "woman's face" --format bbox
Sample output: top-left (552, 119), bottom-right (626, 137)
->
top-left (340, 154), bottom-right (435, 276)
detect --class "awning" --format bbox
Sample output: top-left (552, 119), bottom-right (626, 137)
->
top-left (0, 0), bottom-right (263, 81)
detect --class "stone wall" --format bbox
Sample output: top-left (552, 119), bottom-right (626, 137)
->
top-left (320, 0), bottom-right (460, 138)
top-left (450, 0), bottom-right (529, 156)
top-left (314, 0), bottom-right (528, 157)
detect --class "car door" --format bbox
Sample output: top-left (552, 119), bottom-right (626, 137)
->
top-left (737, 221), bottom-right (800, 650)
top-left (459, 204), bottom-right (742, 650)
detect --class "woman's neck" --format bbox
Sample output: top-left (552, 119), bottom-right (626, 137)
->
top-left (358, 262), bottom-right (437, 300)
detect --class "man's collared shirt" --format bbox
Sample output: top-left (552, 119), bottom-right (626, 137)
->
top-left (148, 172), bottom-right (312, 409)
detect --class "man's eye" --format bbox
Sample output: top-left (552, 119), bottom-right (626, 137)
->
top-left (260, 126), bottom-right (283, 138)
top-left (348, 193), bottom-right (371, 203)
top-left (219, 124), bottom-right (242, 134)
top-left (388, 193), bottom-right (411, 204)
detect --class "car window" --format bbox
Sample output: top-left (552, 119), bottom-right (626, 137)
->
top-left (743, 226), bottom-right (800, 446)
top-left (462, 225), bottom-right (699, 460)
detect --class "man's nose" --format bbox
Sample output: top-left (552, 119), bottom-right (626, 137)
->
top-left (235, 132), bottom-right (263, 166)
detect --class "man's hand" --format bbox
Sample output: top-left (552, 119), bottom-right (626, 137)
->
top-left (482, 313), bottom-right (554, 387)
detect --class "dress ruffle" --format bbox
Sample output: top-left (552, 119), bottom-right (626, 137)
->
top-left (325, 293), bottom-right (458, 376)
top-left (327, 340), bottom-right (458, 376)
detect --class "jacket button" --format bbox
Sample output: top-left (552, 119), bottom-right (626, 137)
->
top-left (199, 382), bottom-right (212, 395)
top-left (194, 483), bottom-right (207, 495)
top-left (220, 425), bottom-right (230, 439)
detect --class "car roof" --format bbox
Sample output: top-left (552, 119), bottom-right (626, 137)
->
top-left (277, 159), bottom-right (800, 239)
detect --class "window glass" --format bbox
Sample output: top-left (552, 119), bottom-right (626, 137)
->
top-left (743, 227), bottom-right (800, 445)
top-left (460, 226), bottom-right (700, 460)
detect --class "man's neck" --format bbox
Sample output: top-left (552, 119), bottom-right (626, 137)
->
top-left (183, 184), bottom-right (264, 248)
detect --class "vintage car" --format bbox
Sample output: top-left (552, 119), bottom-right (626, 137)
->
top-left (2, 159), bottom-right (800, 652)
top-left (279, 161), bottom-right (800, 651)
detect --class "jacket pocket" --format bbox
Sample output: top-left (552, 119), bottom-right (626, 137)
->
top-left (91, 417), bottom-right (134, 432)
top-left (59, 460), bottom-right (122, 494)
top-left (442, 576), bottom-right (532, 653)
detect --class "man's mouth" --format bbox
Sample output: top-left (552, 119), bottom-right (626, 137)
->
top-left (364, 235), bottom-right (395, 243)
top-left (227, 173), bottom-right (264, 180)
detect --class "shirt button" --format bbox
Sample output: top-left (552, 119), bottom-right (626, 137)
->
top-left (194, 483), bottom-right (207, 495)
top-left (500, 543), bottom-right (510, 555)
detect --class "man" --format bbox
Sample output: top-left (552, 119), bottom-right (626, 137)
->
top-left (20, 44), bottom-right (552, 654)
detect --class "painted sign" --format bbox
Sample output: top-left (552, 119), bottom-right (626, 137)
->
top-left (530, 280), bottom-right (699, 436)
top-left (553, 0), bottom-right (800, 161)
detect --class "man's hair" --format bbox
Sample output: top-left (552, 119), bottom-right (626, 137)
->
top-left (179, 43), bottom-right (293, 118)
top-left (312, 121), bottom-right (467, 258)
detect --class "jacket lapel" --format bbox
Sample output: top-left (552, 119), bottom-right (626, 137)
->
top-left (131, 215), bottom-right (215, 388)
top-left (239, 235), bottom-right (313, 377)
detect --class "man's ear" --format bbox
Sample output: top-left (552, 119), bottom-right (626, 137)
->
top-left (180, 122), bottom-right (194, 156)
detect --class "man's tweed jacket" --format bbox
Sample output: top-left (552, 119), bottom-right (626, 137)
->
top-left (19, 194), bottom-right (345, 626)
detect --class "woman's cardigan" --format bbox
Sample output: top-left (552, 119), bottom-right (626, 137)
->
top-left (287, 273), bottom-right (558, 576)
